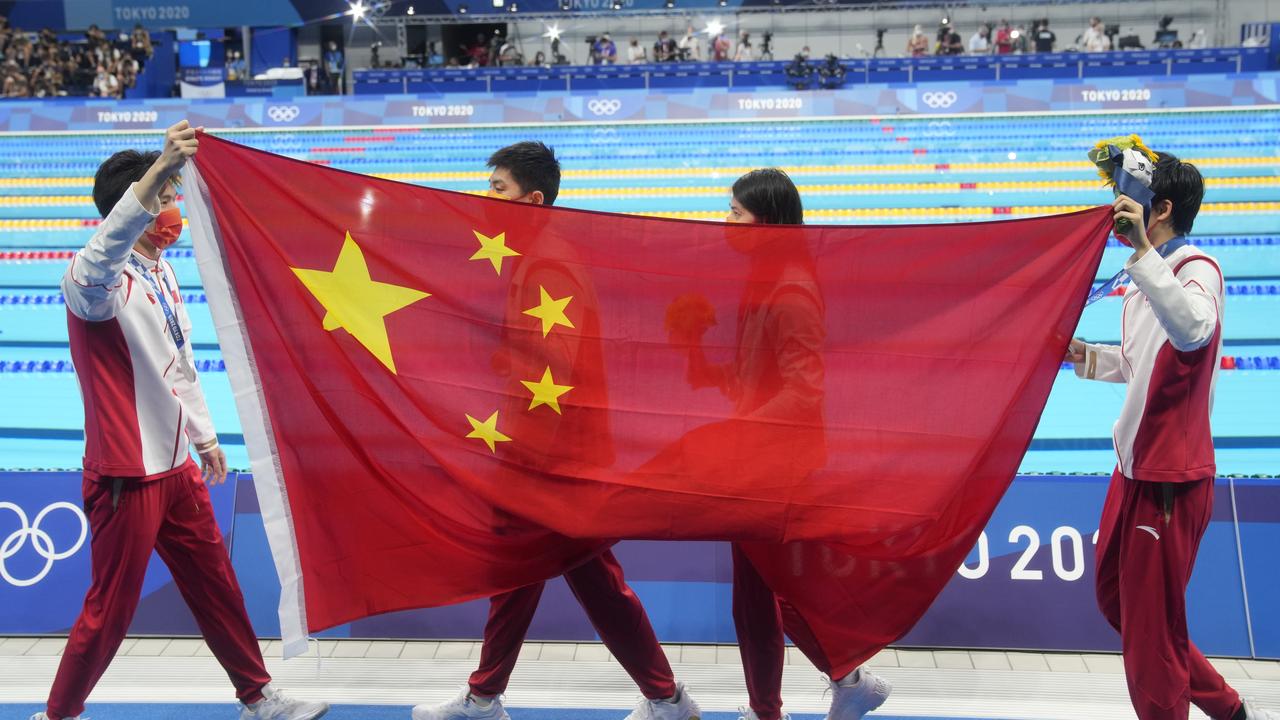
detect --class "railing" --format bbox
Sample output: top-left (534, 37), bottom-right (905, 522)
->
top-left (354, 46), bottom-right (1273, 95)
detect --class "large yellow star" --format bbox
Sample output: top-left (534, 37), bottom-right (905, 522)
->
top-left (290, 232), bottom-right (430, 374)
top-left (465, 410), bottom-right (511, 453)
top-left (520, 366), bottom-right (574, 414)
top-left (469, 230), bottom-right (520, 276)
top-left (522, 286), bottom-right (575, 337)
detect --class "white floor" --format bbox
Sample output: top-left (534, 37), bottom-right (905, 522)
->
top-left (2, 638), bottom-right (1279, 719)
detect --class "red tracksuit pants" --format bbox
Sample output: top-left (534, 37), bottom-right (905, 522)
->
top-left (46, 461), bottom-right (271, 720)
top-left (468, 548), bottom-right (677, 700)
top-left (733, 543), bottom-right (849, 720)
top-left (1095, 470), bottom-right (1241, 720)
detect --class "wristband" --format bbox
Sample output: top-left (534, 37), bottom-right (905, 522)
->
top-left (196, 438), bottom-right (220, 453)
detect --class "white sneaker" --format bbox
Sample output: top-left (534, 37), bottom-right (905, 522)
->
top-left (623, 681), bottom-right (702, 720)
top-left (824, 668), bottom-right (892, 720)
top-left (1246, 699), bottom-right (1280, 720)
top-left (240, 684), bottom-right (329, 720)
top-left (736, 706), bottom-right (790, 720)
top-left (412, 686), bottom-right (511, 720)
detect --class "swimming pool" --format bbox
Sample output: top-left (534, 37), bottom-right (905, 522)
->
top-left (1, 108), bottom-right (1276, 474)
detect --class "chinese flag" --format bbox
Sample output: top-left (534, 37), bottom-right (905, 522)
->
top-left (185, 134), bottom-right (1111, 667)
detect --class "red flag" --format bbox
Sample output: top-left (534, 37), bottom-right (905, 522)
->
top-left (185, 134), bottom-right (1110, 665)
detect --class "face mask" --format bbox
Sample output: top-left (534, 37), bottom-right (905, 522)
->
top-left (144, 207), bottom-right (183, 250)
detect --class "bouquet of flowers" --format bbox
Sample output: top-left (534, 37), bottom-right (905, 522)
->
top-left (1088, 134), bottom-right (1159, 234)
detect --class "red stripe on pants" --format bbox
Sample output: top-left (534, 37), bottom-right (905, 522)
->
top-left (733, 543), bottom-right (841, 720)
top-left (45, 462), bottom-right (270, 720)
top-left (1095, 469), bottom-right (1241, 720)
top-left (469, 549), bottom-right (676, 699)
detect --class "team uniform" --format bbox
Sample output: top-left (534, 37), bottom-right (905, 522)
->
top-left (415, 233), bottom-right (697, 720)
top-left (686, 256), bottom-right (889, 720)
top-left (41, 183), bottom-right (323, 720)
top-left (1075, 240), bottom-right (1242, 720)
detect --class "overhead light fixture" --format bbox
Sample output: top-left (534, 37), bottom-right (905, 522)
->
top-left (704, 18), bottom-right (725, 36)
top-left (407, 5), bottom-right (414, 14)
top-left (611, 0), bottom-right (621, 10)
top-left (717, 0), bottom-right (726, 6)
top-left (493, 0), bottom-right (504, 7)
top-left (458, 4), bottom-right (468, 13)
top-left (348, 0), bottom-right (367, 20)
top-left (508, 3), bottom-right (518, 12)
top-left (665, 0), bottom-right (674, 7)
top-left (542, 23), bottom-right (563, 41)
top-left (560, 0), bottom-right (571, 8)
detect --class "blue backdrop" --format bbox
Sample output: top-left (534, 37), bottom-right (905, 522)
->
top-left (2, 471), bottom-right (1275, 658)
top-left (2, 71), bottom-right (1279, 133)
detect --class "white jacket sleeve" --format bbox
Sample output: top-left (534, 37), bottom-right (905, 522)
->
top-left (61, 183), bottom-right (158, 321)
top-left (1074, 342), bottom-right (1127, 383)
top-left (167, 262), bottom-right (217, 446)
top-left (1126, 249), bottom-right (1223, 352)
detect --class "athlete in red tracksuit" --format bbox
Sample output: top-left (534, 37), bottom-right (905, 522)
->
top-left (413, 142), bottom-right (700, 720)
top-left (36, 122), bottom-right (326, 720)
top-left (670, 169), bottom-right (891, 720)
top-left (1070, 154), bottom-right (1275, 720)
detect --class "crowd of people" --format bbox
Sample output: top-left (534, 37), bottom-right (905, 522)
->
top-left (590, 26), bottom-right (764, 64)
top-left (0, 18), bottom-right (151, 99)
top-left (910, 15), bottom-right (1204, 57)
top-left (424, 15), bottom-right (1204, 72)
top-left (908, 17), bottom-right (1093, 57)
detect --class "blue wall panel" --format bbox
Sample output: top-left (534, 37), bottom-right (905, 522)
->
top-left (4, 471), bottom-right (1273, 657)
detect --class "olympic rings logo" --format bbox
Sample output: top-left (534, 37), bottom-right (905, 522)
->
top-left (0, 502), bottom-right (88, 587)
top-left (266, 105), bottom-right (302, 123)
top-left (587, 99), bottom-right (622, 116)
top-left (920, 91), bottom-right (958, 109)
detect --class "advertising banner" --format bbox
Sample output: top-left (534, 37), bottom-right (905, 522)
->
top-left (4, 471), bottom-right (1274, 658)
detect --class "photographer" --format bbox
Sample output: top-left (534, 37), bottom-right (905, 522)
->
top-left (323, 41), bottom-right (344, 94)
top-left (785, 52), bottom-right (813, 89)
top-left (677, 25), bottom-right (700, 61)
top-left (818, 53), bottom-right (845, 88)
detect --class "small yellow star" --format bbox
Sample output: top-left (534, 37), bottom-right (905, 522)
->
top-left (522, 286), bottom-right (575, 337)
top-left (469, 230), bottom-right (521, 276)
top-left (290, 232), bottom-right (430, 374)
top-left (520, 366), bottom-right (574, 414)
top-left (465, 411), bottom-right (511, 453)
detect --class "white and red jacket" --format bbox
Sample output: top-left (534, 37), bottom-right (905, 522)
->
top-left (62, 183), bottom-right (215, 480)
top-left (1075, 242), bottom-right (1224, 483)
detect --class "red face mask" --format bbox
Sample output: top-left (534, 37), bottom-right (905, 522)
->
top-left (145, 207), bottom-right (183, 250)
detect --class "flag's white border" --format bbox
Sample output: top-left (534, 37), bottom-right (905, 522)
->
top-left (182, 162), bottom-right (310, 659)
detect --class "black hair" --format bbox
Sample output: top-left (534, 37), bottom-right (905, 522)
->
top-left (92, 149), bottom-right (162, 218)
top-left (487, 141), bottom-right (561, 206)
top-left (731, 168), bottom-right (804, 225)
top-left (1148, 151), bottom-right (1204, 236)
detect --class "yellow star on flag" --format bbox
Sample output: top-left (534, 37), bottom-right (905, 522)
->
top-left (469, 230), bottom-right (521, 276)
top-left (290, 231), bottom-right (430, 374)
top-left (465, 411), bottom-right (511, 453)
top-left (520, 366), bottom-right (574, 414)
top-left (523, 286), bottom-right (575, 337)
